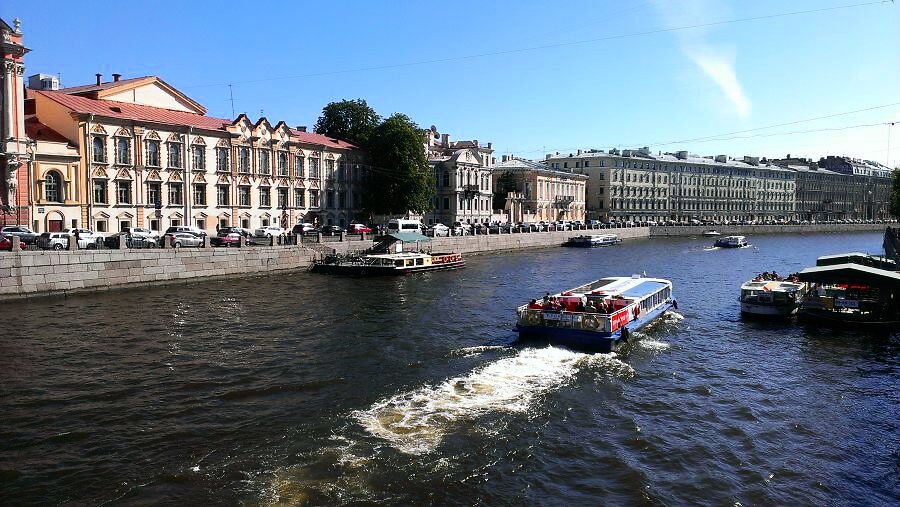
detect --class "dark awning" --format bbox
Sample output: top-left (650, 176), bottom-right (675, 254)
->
top-left (816, 252), bottom-right (897, 270)
top-left (797, 263), bottom-right (900, 288)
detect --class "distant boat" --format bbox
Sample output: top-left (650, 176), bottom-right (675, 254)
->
top-left (703, 230), bottom-right (721, 237)
top-left (310, 232), bottom-right (464, 276)
top-left (515, 275), bottom-right (676, 352)
top-left (563, 234), bottom-right (621, 248)
top-left (715, 235), bottom-right (748, 248)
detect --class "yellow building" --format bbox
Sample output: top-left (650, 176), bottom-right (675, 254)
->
top-left (492, 156), bottom-right (587, 223)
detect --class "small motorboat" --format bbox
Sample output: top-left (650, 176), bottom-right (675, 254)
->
top-left (563, 234), bottom-right (621, 248)
top-left (715, 235), bottom-right (748, 248)
top-left (703, 230), bottom-right (721, 237)
top-left (740, 277), bottom-right (808, 317)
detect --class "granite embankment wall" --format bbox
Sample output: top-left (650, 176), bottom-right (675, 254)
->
top-left (648, 223), bottom-right (887, 237)
top-left (426, 227), bottom-right (649, 254)
top-left (0, 246), bottom-right (316, 301)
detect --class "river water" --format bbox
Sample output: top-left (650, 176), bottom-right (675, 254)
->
top-left (1, 231), bottom-right (897, 505)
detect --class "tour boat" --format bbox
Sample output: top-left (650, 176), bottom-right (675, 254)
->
top-left (795, 262), bottom-right (900, 328)
top-left (739, 278), bottom-right (808, 316)
top-left (703, 230), bottom-right (722, 237)
top-left (715, 235), bottom-right (748, 248)
top-left (563, 234), bottom-right (621, 248)
top-left (515, 275), bottom-right (676, 352)
top-left (310, 232), bottom-right (464, 276)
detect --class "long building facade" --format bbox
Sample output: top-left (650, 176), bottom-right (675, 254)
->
top-left (492, 156), bottom-right (587, 223)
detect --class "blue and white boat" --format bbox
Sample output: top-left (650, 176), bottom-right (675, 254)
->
top-left (563, 233), bottom-right (621, 248)
top-left (515, 275), bottom-right (676, 352)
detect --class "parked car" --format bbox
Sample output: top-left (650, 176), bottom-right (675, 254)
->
top-left (427, 223), bottom-right (450, 237)
top-left (36, 232), bottom-right (70, 250)
top-left (1, 226), bottom-right (39, 245)
top-left (321, 225), bottom-right (345, 236)
top-left (254, 225), bottom-right (284, 238)
top-left (61, 228), bottom-right (102, 247)
top-left (452, 222), bottom-right (471, 236)
top-left (164, 232), bottom-right (203, 248)
top-left (291, 223), bottom-right (317, 235)
top-left (210, 227), bottom-right (250, 247)
top-left (121, 227), bottom-right (160, 242)
top-left (164, 226), bottom-right (207, 238)
top-left (348, 223), bottom-right (372, 234)
top-left (103, 232), bottom-right (158, 249)
top-left (0, 234), bottom-right (12, 251)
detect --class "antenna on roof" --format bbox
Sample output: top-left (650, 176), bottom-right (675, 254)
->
top-left (228, 84), bottom-right (235, 118)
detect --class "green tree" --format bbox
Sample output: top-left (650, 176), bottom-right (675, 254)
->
top-left (313, 99), bottom-right (380, 147)
top-left (890, 169), bottom-right (900, 219)
top-left (493, 170), bottom-right (518, 210)
top-left (365, 113), bottom-right (434, 215)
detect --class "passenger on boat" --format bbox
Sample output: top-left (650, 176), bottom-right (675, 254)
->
top-left (528, 299), bottom-right (543, 310)
top-left (575, 300), bottom-right (586, 312)
top-left (599, 299), bottom-right (612, 314)
top-left (584, 299), bottom-right (598, 313)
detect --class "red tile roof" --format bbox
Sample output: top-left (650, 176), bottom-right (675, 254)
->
top-left (289, 129), bottom-right (358, 150)
top-left (35, 90), bottom-right (231, 131)
top-left (25, 115), bottom-right (71, 144)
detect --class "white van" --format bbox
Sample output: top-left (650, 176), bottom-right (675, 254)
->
top-left (388, 219), bottom-right (422, 234)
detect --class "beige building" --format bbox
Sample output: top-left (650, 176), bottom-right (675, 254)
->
top-left (492, 156), bottom-right (587, 223)
top-left (547, 148), bottom-right (795, 223)
top-left (26, 74), bottom-right (365, 233)
top-left (424, 128), bottom-right (495, 225)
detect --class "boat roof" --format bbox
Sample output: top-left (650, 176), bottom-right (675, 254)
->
top-left (816, 252), bottom-right (897, 270)
top-left (366, 252), bottom-right (431, 259)
top-left (741, 280), bottom-right (805, 291)
top-left (379, 232), bottom-right (431, 243)
top-left (565, 276), bottom-right (671, 298)
top-left (723, 235), bottom-right (745, 240)
top-left (797, 263), bottom-right (900, 288)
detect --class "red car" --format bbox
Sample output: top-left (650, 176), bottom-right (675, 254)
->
top-left (0, 234), bottom-right (11, 251)
top-left (348, 223), bottom-right (372, 234)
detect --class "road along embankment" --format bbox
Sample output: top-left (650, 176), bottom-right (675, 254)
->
top-left (649, 223), bottom-right (887, 237)
top-left (0, 246), bottom-right (316, 301)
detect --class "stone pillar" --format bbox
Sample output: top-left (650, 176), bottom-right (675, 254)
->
top-left (67, 235), bottom-right (78, 250)
top-left (361, 232), bottom-right (367, 241)
top-left (117, 234), bottom-right (127, 249)
top-left (270, 235), bottom-right (275, 246)
top-left (340, 231), bottom-right (346, 242)
top-left (317, 232), bottom-right (323, 243)
top-left (201, 235), bottom-right (210, 248)
top-left (11, 236), bottom-right (21, 251)
top-left (165, 235), bottom-right (174, 248)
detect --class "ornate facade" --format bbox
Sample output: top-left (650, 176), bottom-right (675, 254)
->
top-left (0, 18), bottom-right (30, 227)
top-left (492, 156), bottom-right (587, 222)
top-left (424, 128), bottom-right (495, 225)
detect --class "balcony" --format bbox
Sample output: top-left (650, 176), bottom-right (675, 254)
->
top-left (553, 196), bottom-right (575, 209)
top-left (460, 184), bottom-right (480, 198)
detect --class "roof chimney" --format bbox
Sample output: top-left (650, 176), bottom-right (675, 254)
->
top-left (296, 125), bottom-right (307, 133)
top-left (95, 73), bottom-right (102, 86)
top-left (112, 73), bottom-right (121, 82)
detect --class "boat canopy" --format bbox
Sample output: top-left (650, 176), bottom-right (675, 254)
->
top-left (379, 232), bottom-right (432, 243)
top-left (797, 263), bottom-right (900, 289)
top-left (815, 252), bottom-right (897, 270)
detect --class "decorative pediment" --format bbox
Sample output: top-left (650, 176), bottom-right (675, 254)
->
top-left (92, 211), bottom-right (110, 219)
top-left (92, 167), bottom-right (109, 178)
top-left (116, 211), bottom-right (134, 220)
top-left (325, 153), bottom-right (335, 160)
top-left (114, 127), bottom-right (132, 138)
top-left (167, 132), bottom-right (184, 143)
top-left (144, 130), bottom-right (161, 141)
top-left (295, 179), bottom-right (306, 188)
top-left (193, 172), bottom-right (206, 183)
top-left (146, 169), bottom-right (162, 181)
top-left (259, 177), bottom-right (271, 186)
top-left (217, 174), bottom-right (231, 184)
top-left (309, 180), bottom-right (319, 189)
top-left (260, 212), bottom-right (271, 219)
top-left (193, 211), bottom-right (207, 219)
top-left (168, 171), bottom-right (183, 182)
top-left (278, 178), bottom-right (290, 187)
top-left (192, 136), bottom-right (206, 146)
top-left (91, 124), bottom-right (108, 135)
top-left (310, 151), bottom-right (320, 158)
top-left (239, 175), bottom-right (251, 185)
top-left (240, 212), bottom-right (251, 219)
top-left (217, 212), bottom-right (231, 219)
top-left (168, 212), bottom-right (183, 219)
top-left (114, 168), bottom-right (133, 180)
top-left (216, 138), bottom-right (230, 148)
top-left (295, 148), bottom-right (305, 157)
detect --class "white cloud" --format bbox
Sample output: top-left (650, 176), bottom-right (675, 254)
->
top-left (652, 0), bottom-right (751, 118)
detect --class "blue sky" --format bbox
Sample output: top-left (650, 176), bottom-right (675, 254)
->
top-left (4, 0), bottom-right (899, 165)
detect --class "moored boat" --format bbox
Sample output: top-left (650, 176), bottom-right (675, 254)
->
top-left (740, 276), bottom-right (807, 317)
top-left (796, 262), bottom-right (900, 328)
top-left (715, 235), bottom-right (748, 248)
top-left (310, 232), bottom-right (464, 276)
top-left (515, 275), bottom-right (676, 352)
top-left (563, 234), bottom-right (621, 248)
top-left (703, 230), bottom-right (721, 237)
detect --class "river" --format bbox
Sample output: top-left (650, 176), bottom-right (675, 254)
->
top-left (1, 231), bottom-right (897, 505)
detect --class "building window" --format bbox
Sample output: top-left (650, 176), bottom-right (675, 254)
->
top-left (239, 147), bottom-right (250, 173)
top-left (216, 147), bottom-right (229, 172)
top-left (259, 150), bottom-right (270, 175)
top-left (278, 152), bottom-right (288, 176)
top-left (168, 143), bottom-right (183, 168)
top-left (443, 197), bottom-right (450, 210)
top-left (45, 171), bottom-right (63, 202)
top-left (309, 158), bottom-right (320, 179)
top-left (294, 188), bottom-right (305, 207)
top-left (148, 182), bottom-right (161, 206)
top-left (115, 137), bottom-right (130, 164)
top-left (92, 136), bottom-right (106, 163)
top-left (150, 219), bottom-right (160, 231)
top-left (169, 182), bottom-right (183, 205)
top-left (338, 162), bottom-right (346, 182)
top-left (117, 180), bottom-right (132, 204)
top-left (120, 220), bottom-right (131, 230)
top-left (309, 189), bottom-right (319, 207)
top-left (239, 186), bottom-right (250, 206)
top-left (217, 185), bottom-right (229, 206)
top-left (94, 180), bottom-right (107, 204)
top-left (443, 171), bottom-right (450, 187)
top-left (326, 191), bottom-right (335, 208)
top-left (277, 187), bottom-right (288, 208)
top-left (96, 220), bottom-right (107, 232)
top-left (259, 187), bottom-right (271, 207)
top-left (325, 159), bottom-right (335, 180)
top-left (296, 156), bottom-right (305, 178)
top-left (193, 183), bottom-right (206, 205)
top-left (192, 145), bottom-right (205, 170)
top-left (338, 191), bottom-right (346, 208)
top-left (147, 140), bottom-right (161, 167)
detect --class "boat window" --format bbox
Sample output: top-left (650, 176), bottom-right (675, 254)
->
top-left (395, 260), bottom-right (403, 267)
top-left (416, 258), bottom-right (424, 265)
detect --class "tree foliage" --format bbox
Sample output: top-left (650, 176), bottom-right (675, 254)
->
top-left (313, 99), bottom-right (380, 148)
top-left (493, 170), bottom-right (518, 210)
top-left (890, 169), bottom-right (900, 219)
top-left (365, 114), bottom-right (434, 215)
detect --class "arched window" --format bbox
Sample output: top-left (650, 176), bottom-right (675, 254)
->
top-left (92, 136), bottom-right (106, 163)
top-left (45, 171), bottom-right (63, 202)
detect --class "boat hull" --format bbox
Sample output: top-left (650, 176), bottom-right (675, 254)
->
top-left (798, 307), bottom-right (900, 329)
top-left (563, 241), bottom-right (620, 248)
top-left (310, 259), bottom-right (465, 276)
top-left (515, 302), bottom-right (673, 352)
top-left (740, 302), bottom-right (799, 316)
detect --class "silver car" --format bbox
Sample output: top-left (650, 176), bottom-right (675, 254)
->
top-left (165, 232), bottom-right (203, 248)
